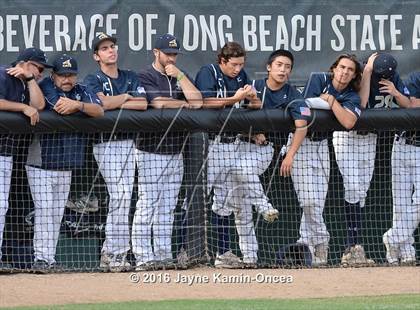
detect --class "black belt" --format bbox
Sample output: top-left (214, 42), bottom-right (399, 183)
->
top-left (356, 131), bottom-right (369, 136)
top-left (218, 135), bottom-right (237, 144)
top-left (396, 133), bottom-right (420, 147)
top-left (238, 136), bottom-right (269, 146)
top-left (308, 132), bottom-right (327, 142)
top-left (404, 138), bottom-right (420, 147)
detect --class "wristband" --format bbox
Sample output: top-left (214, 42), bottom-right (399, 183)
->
top-left (25, 75), bottom-right (35, 82)
top-left (80, 102), bottom-right (85, 112)
top-left (176, 72), bottom-right (185, 82)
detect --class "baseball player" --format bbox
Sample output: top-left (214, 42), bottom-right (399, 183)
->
top-left (84, 33), bottom-right (148, 272)
top-left (195, 42), bottom-right (279, 268)
top-left (132, 34), bottom-right (202, 271)
top-left (383, 71), bottom-right (419, 265)
top-left (0, 47), bottom-right (48, 271)
top-left (335, 53), bottom-right (410, 266)
top-left (26, 54), bottom-right (103, 272)
top-left (295, 53), bottom-right (362, 266)
top-left (239, 49), bottom-right (310, 266)
top-left (252, 49), bottom-right (310, 177)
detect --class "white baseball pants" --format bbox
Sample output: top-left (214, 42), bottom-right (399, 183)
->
top-left (132, 150), bottom-right (183, 263)
top-left (384, 137), bottom-right (420, 260)
top-left (208, 140), bottom-right (274, 263)
top-left (0, 155), bottom-right (13, 261)
top-left (291, 137), bottom-right (330, 248)
top-left (93, 140), bottom-right (136, 256)
top-left (26, 165), bottom-right (72, 264)
top-left (208, 140), bottom-right (274, 216)
top-left (333, 131), bottom-right (377, 207)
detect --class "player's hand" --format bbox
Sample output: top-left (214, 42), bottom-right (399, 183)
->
top-left (233, 87), bottom-right (249, 101)
top-left (243, 84), bottom-right (257, 99)
top-left (319, 93), bottom-right (336, 108)
top-left (165, 64), bottom-right (181, 78)
top-left (124, 93), bottom-right (133, 102)
top-left (252, 134), bottom-right (267, 145)
top-left (6, 62), bottom-right (33, 80)
top-left (280, 153), bottom-right (294, 177)
top-left (364, 52), bottom-right (378, 73)
top-left (379, 79), bottom-right (398, 96)
top-left (54, 97), bottom-right (80, 115)
top-left (22, 105), bottom-right (40, 126)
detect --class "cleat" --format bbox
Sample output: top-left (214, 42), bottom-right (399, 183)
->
top-left (176, 248), bottom-right (189, 269)
top-left (312, 244), bottom-right (328, 267)
top-left (135, 261), bottom-right (157, 272)
top-left (100, 253), bottom-right (131, 272)
top-left (341, 245), bottom-right (375, 267)
top-left (400, 257), bottom-right (416, 266)
top-left (262, 208), bottom-right (279, 223)
top-left (214, 250), bottom-right (244, 269)
top-left (383, 235), bottom-right (400, 265)
top-left (0, 261), bottom-right (13, 272)
top-left (32, 260), bottom-right (52, 274)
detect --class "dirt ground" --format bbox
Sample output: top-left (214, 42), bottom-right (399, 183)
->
top-left (1, 267), bottom-right (419, 308)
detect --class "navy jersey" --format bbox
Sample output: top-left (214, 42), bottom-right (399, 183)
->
top-left (195, 64), bottom-right (250, 99)
top-left (405, 72), bottom-right (420, 99)
top-left (0, 65), bottom-right (31, 156)
top-left (84, 69), bottom-right (145, 141)
top-left (32, 77), bottom-right (101, 170)
top-left (84, 69), bottom-right (146, 98)
top-left (138, 65), bottom-right (188, 104)
top-left (303, 72), bottom-right (361, 141)
top-left (304, 72), bottom-right (361, 118)
top-left (136, 65), bottom-right (189, 155)
top-left (252, 79), bottom-right (310, 122)
top-left (368, 72), bottom-right (410, 109)
top-left (403, 72), bottom-right (420, 145)
top-left (0, 65), bottom-right (30, 104)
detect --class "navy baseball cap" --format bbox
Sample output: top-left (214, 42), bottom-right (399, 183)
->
top-left (154, 34), bottom-right (182, 54)
top-left (52, 54), bottom-right (78, 75)
top-left (92, 32), bottom-right (117, 51)
top-left (373, 53), bottom-right (397, 80)
top-left (12, 47), bottom-right (52, 67)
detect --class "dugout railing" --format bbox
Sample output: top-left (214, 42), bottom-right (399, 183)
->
top-left (0, 107), bottom-right (419, 272)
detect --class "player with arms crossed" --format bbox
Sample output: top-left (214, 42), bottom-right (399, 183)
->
top-left (0, 47), bottom-right (48, 271)
top-left (383, 70), bottom-right (420, 265)
top-left (295, 53), bottom-right (362, 266)
top-left (132, 34), bottom-right (202, 271)
top-left (27, 54), bottom-right (103, 272)
top-left (84, 33), bottom-right (148, 272)
top-left (195, 42), bottom-right (278, 268)
top-left (334, 53), bottom-right (410, 266)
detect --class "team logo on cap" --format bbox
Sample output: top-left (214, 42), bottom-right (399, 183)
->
top-left (62, 59), bottom-right (72, 68)
top-left (97, 32), bottom-right (109, 40)
top-left (168, 39), bottom-right (178, 48)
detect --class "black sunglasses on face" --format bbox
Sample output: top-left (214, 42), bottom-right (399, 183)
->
top-left (28, 61), bottom-right (44, 74)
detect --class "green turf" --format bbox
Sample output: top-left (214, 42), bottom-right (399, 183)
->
top-left (5, 294), bottom-right (420, 310)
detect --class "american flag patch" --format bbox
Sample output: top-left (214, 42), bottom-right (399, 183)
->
top-left (300, 106), bottom-right (311, 116)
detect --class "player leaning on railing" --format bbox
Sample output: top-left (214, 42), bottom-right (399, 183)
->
top-left (382, 70), bottom-right (420, 266)
top-left (84, 32), bottom-right (148, 273)
top-left (0, 47), bottom-right (49, 271)
top-left (293, 53), bottom-right (362, 267)
top-left (26, 54), bottom-right (103, 273)
top-left (194, 42), bottom-right (280, 268)
top-left (132, 34), bottom-right (203, 271)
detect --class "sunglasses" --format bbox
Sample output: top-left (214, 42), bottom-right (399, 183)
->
top-left (28, 61), bottom-right (44, 74)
